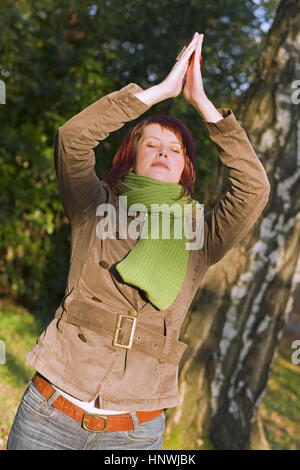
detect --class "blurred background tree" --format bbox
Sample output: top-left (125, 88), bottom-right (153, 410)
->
top-left (168, 0), bottom-right (300, 449)
top-left (0, 0), bottom-right (279, 317)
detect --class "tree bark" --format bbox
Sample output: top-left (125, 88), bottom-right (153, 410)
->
top-left (165, 0), bottom-right (300, 450)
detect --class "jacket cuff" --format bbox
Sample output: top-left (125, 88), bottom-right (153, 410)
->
top-left (106, 82), bottom-right (152, 115)
top-left (203, 108), bottom-right (243, 135)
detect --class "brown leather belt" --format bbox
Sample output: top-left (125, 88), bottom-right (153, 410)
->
top-left (32, 373), bottom-right (163, 433)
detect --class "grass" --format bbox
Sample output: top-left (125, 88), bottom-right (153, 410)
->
top-left (0, 298), bottom-right (46, 449)
top-left (259, 338), bottom-right (300, 450)
top-left (0, 297), bottom-right (299, 450)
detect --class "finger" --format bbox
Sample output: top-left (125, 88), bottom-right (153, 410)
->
top-left (196, 34), bottom-right (204, 53)
top-left (178, 40), bottom-right (198, 63)
top-left (176, 33), bottom-right (199, 61)
top-left (176, 42), bottom-right (196, 61)
top-left (185, 33), bottom-right (203, 57)
top-left (188, 32), bottom-right (199, 44)
top-left (191, 35), bottom-right (203, 67)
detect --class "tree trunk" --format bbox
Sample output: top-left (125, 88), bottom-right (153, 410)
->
top-left (165, 0), bottom-right (300, 450)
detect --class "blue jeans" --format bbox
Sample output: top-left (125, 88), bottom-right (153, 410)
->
top-left (6, 380), bottom-right (165, 450)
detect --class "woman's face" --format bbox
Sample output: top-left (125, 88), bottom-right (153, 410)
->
top-left (131, 124), bottom-right (185, 184)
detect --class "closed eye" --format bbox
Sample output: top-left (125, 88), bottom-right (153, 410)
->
top-left (147, 144), bottom-right (181, 153)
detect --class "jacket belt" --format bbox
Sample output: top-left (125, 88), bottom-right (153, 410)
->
top-left (54, 299), bottom-right (188, 366)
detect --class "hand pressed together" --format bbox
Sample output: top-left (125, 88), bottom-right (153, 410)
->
top-left (183, 33), bottom-right (206, 106)
top-left (134, 32), bottom-right (213, 114)
top-left (159, 32), bottom-right (207, 106)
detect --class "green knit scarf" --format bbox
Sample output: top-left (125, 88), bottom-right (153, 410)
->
top-left (115, 171), bottom-right (199, 311)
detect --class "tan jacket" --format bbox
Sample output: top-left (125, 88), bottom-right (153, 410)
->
top-left (26, 82), bottom-right (270, 411)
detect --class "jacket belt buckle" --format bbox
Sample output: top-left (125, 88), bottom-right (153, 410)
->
top-left (112, 313), bottom-right (137, 350)
top-left (82, 413), bottom-right (107, 432)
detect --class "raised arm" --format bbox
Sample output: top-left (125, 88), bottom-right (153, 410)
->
top-left (200, 108), bottom-right (270, 266)
top-left (54, 83), bottom-right (151, 226)
top-left (178, 32), bottom-right (270, 265)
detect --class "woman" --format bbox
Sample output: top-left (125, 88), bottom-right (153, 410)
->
top-left (6, 32), bottom-right (270, 450)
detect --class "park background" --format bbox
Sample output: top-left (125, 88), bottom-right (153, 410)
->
top-left (0, 0), bottom-right (299, 450)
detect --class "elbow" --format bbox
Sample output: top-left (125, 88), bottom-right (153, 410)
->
top-left (54, 126), bottom-right (64, 140)
top-left (257, 170), bottom-right (271, 201)
top-left (54, 125), bottom-right (73, 147)
top-left (262, 177), bottom-right (271, 200)
top-left (56, 125), bottom-right (66, 140)
top-left (262, 180), bottom-right (271, 200)
top-left (257, 180), bottom-right (271, 210)
top-left (248, 176), bottom-right (270, 211)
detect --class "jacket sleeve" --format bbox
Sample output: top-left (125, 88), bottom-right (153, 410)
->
top-left (53, 82), bottom-right (151, 226)
top-left (201, 108), bottom-right (270, 266)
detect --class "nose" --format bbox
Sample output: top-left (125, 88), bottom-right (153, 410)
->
top-left (158, 148), bottom-right (168, 158)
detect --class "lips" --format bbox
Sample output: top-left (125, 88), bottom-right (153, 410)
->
top-left (151, 161), bottom-right (169, 170)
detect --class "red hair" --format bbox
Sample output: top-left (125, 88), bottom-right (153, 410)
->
top-left (105, 114), bottom-right (196, 201)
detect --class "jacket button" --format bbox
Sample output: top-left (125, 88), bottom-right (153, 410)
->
top-left (127, 309), bottom-right (137, 317)
top-left (78, 333), bottom-right (87, 343)
top-left (99, 260), bottom-right (110, 269)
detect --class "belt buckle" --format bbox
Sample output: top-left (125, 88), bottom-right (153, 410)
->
top-left (112, 313), bottom-right (137, 350)
top-left (82, 413), bottom-right (108, 432)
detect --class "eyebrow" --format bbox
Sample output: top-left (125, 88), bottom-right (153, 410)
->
top-left (143, 136), bottom-right (181, 145)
